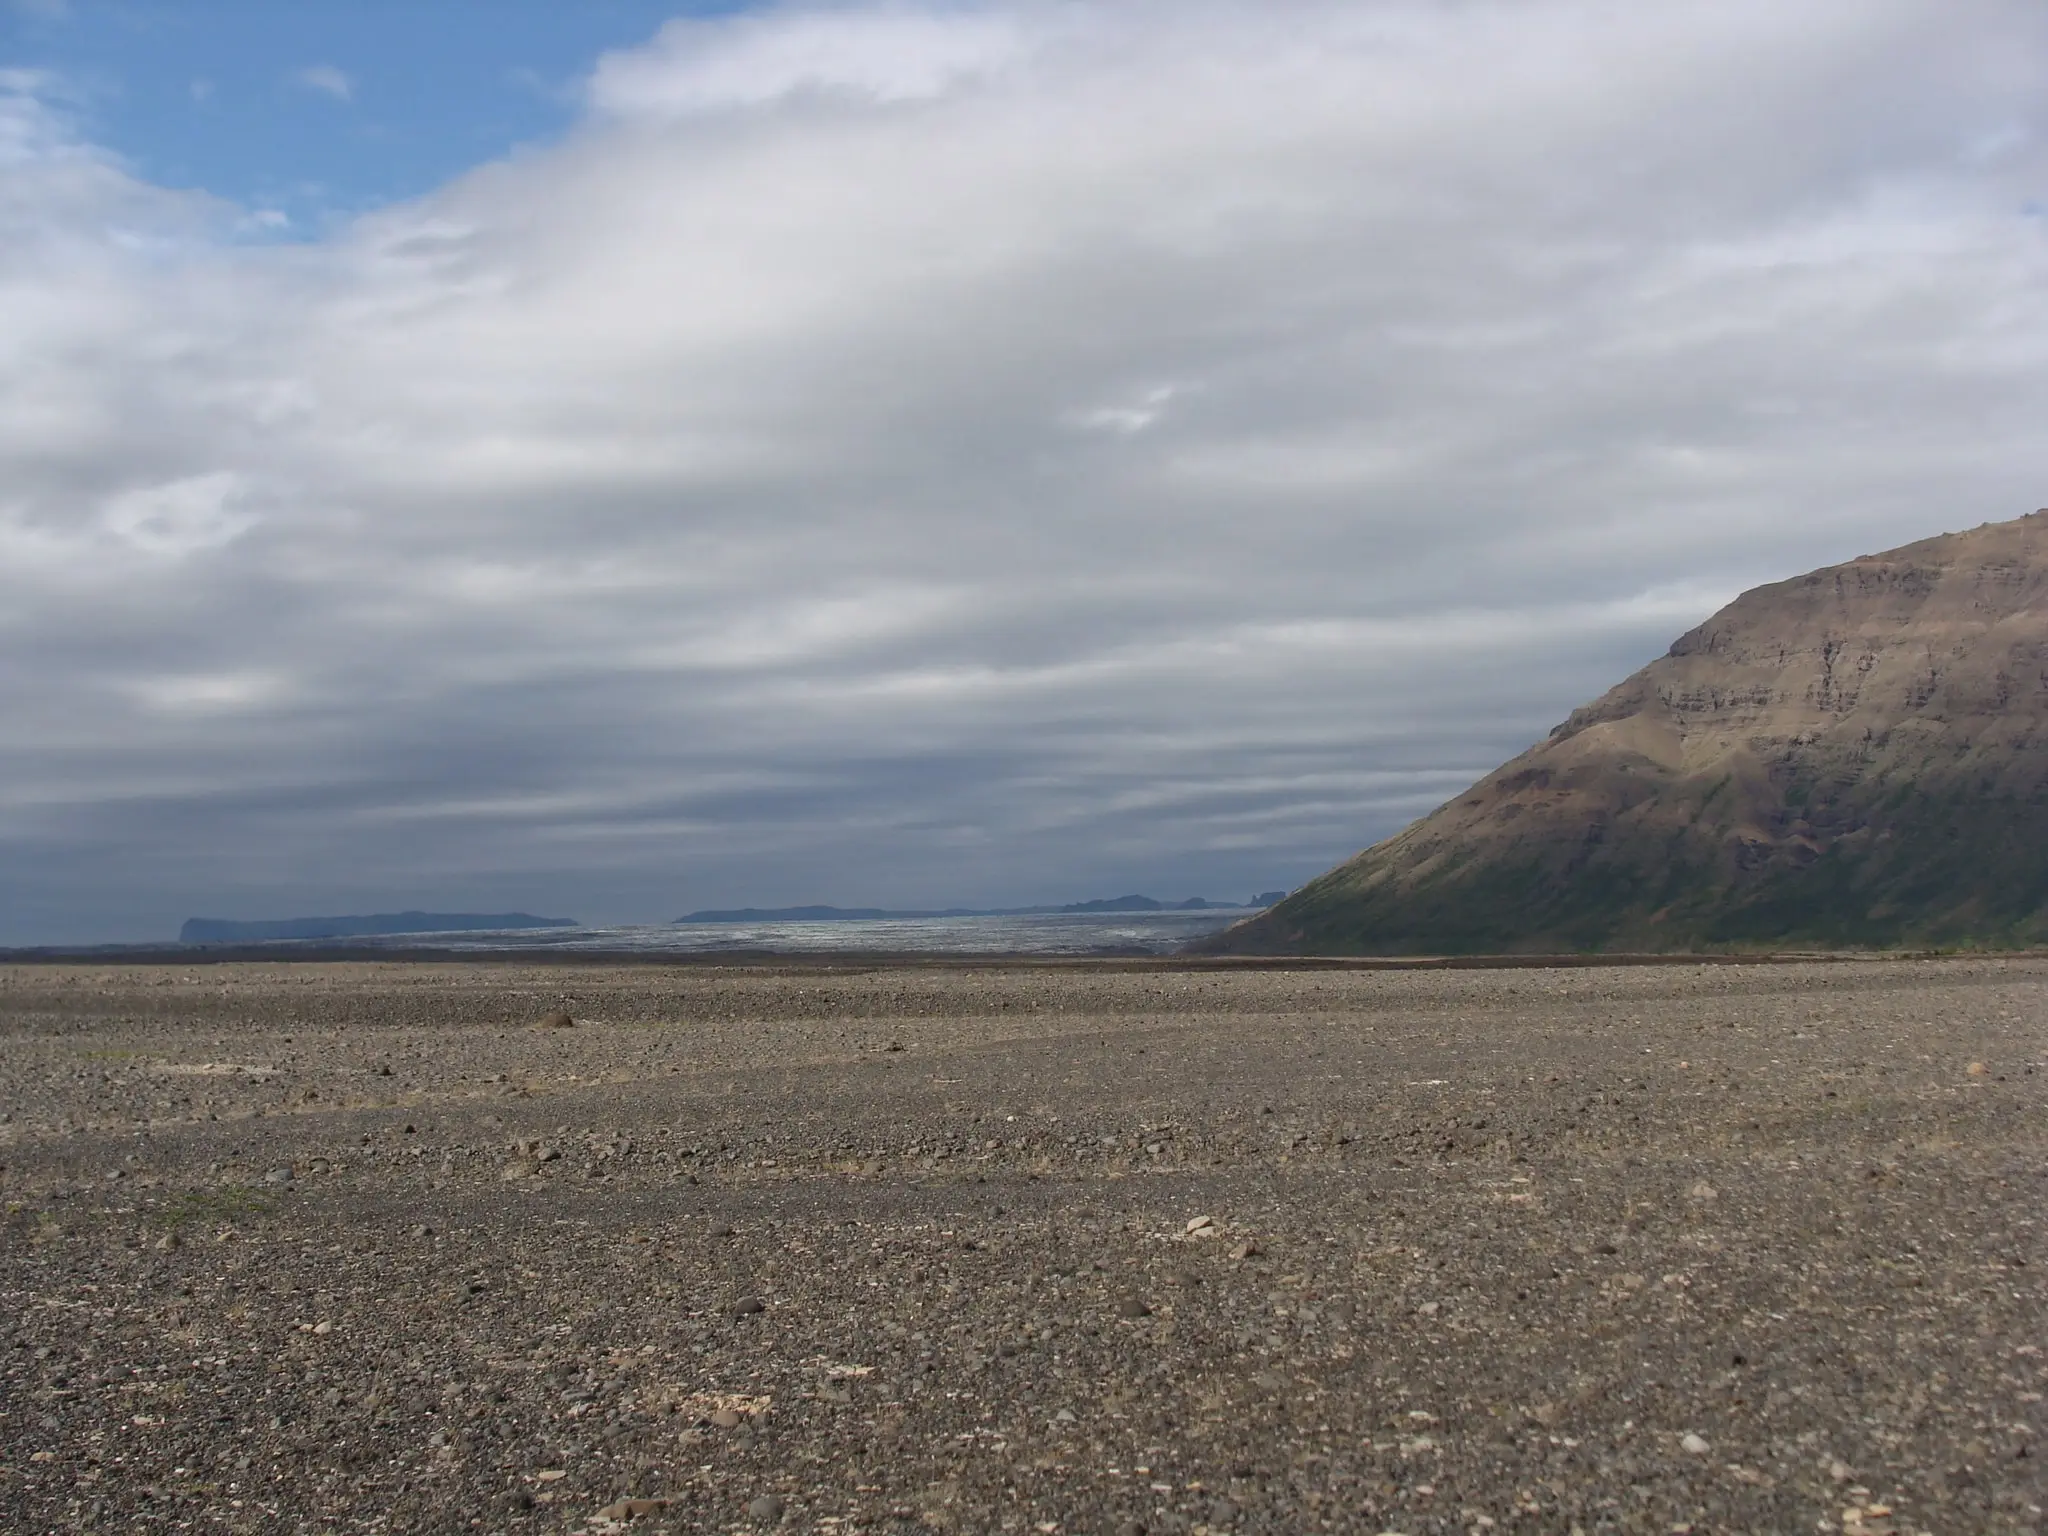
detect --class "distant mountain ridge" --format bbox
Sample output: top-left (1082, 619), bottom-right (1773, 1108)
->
top-left (1201, 510), bottom-right (2048, 954)
top-left (180, 912), bottom-right (579, 944)
top-left (674, 894), bottom-right (1278, 924)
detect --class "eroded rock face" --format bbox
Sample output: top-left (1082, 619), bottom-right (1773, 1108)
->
top-left (1207, 509), bottom-right (2048, 954)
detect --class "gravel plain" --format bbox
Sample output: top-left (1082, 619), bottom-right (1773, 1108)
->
top-left (1, 956), bottom-right (2043, 1535)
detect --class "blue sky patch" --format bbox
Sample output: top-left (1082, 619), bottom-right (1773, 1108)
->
top-left (3, 1), bottom-right (746, 230)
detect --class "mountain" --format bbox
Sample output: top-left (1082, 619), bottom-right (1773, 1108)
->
top-left (180, 912), bottom-right (578, 944)
top-left (673, 895), bottom-right (1266, 924)
top-left (1200, 510), bottom-right (2048, 955)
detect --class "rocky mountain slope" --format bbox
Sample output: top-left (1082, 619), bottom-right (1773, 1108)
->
top-left (1203, 510), bottom-right (2048, 953)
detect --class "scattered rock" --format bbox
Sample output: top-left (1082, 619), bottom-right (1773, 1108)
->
top-left (1186, 1214), bottom-right (1215, 1235)
top-left (8, 954), bottom-right (2034, 1536)
top-left (595, 1496), bottom-right (671, 1522)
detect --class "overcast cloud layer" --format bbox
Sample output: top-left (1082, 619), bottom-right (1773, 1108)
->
top-left (5, 0), bottom-right (2047, 943)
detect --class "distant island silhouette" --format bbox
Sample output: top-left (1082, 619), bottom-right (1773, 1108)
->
top-left (673, 893), bottom-right (1285, 924)
top-left (180, 912), bottom-right (579, 944)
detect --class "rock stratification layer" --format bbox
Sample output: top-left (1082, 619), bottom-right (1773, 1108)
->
top-left (1205, 510), bottom-right (2048, 954)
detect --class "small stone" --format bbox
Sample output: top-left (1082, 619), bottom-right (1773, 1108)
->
top-left (1680, 1432), bottom-right (1711, 1456)
top-left (746, 1493), bottom-right (786, 1523)
top-left (710, 1407), bottom-right (743, 1429)
top-left (1687, 1181), bottom-right (1718, 1202)
top-left (1829, 1459), bottom-right (1852, 1483)
top-left (154, 1233), bottom-right (180, 1252)
top-left (1186, 1214), bottom-right (1215, 1234)
top-left (709, 1222), bottom-right (736, 1239)
top-left (1116, 1298), bottom-right (1151, 1319)
top-left (540, 1009), bottom-right (576, 1028)
top-left (1230, 1238), bottom-right (1262, 1260)
top-left (732, 1296), bottom-right (766, 1317)
top-left (501, 1159), bottom-right (538, 1181)
top-left (263, 1167), bottom-right (293, 1186)
top-left (1967, 1060), bottom-right (1988, 1076)
top-left (312, 1320), bottom-right (332, 1336)
top-left (535, 1468), bottom-right (568, 1482)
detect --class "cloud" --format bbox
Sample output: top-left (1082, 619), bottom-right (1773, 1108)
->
top-left (587, 5), bottom-right (1028, 115)
top-left (1071, 386), bottom-right (1180, 436)
top-left (2, 3), bottom-right (2047, 940)
top-left (294, 64), bottom-right (354, 102)
top-left (99, 473), bottom-right (256, 556)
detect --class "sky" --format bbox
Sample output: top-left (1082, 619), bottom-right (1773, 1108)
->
top-left (3, 0), bottom-right (2046, 944)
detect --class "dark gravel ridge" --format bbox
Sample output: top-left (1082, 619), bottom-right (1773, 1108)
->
top-left (1, 959), bottom-right (2043, 1534)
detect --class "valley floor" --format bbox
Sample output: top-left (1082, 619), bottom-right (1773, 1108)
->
top-left (1, 958), bottom-right (2042, 1534)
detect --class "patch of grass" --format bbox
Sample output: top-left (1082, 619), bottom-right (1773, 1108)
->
top-left (4, 1202), bottom-right (64, 1242)
top-left (153, 1187), bottom-right (272, 1231)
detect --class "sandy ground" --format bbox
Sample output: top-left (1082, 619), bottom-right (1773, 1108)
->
top-left (0, 957), bottom-right (2043, 1535)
